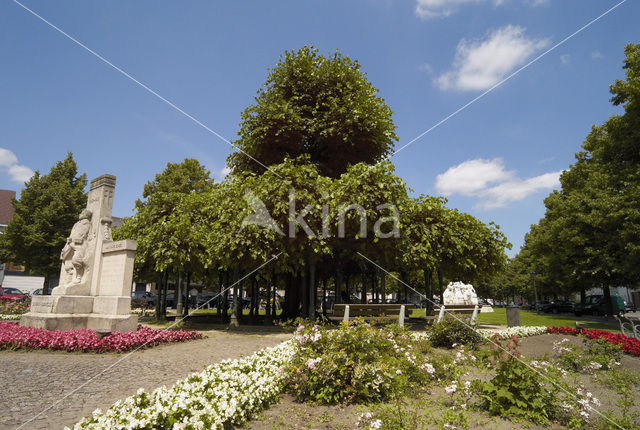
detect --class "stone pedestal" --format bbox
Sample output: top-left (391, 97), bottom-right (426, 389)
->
top-left (20, 174), bottom-right (138, 333)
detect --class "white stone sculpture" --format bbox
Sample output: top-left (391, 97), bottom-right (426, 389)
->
top-left (443, 281), bottom-right (478, 306)
top-left (20, 174), bottom-right (138, 332)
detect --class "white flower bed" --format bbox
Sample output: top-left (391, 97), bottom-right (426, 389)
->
top-left (413, 325), bottom-right (547, 342)
top-left (478, 326), bottom-right (547, 339)
top-left (69, 339), bottom-right (297, 429)
top-left (0, 314), bottom-right (21, 321)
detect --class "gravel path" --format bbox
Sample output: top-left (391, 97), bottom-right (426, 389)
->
top-left (0, 329), bottom-right (291, 430)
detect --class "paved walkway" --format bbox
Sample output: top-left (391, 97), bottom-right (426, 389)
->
top-left (0, 329), bottom-right (291, 430)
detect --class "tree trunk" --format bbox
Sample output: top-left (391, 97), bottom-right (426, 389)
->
top-left (217, 271), bottom-right (223, 315)
top-left (222, 270), bottom-right (230, 323)
top-left (335, 265), bottom-right (343, 305)
top-left (361, 271), bottom-right (367, 304)
top-left (380, 269), bottom-right (386, 304)
top-left (161, 270), bottom-right (169, 319)
top-left (424, 268), bottom-right (433, 314)
top-left (155, 272), bottom-right (163, 320)
top-left (602, 284), bottom-right (613, 316)
top-left (580, 288), bottom-right (586, 306)
top-left (176, 271), bottom-right (184, 316)
top-left (322, 277), bottom-right (328, 317)
top-left (301, 268), bottom-right (309, 319)
top-left (230, 267), bottom-right (240, 327)
top-left (183, 272), bottom-right (191, 317)
top-left (346, 274), bottom-right (351, 304)
top-left (308, 258), bottom-right (317, 320)
top-left (437, 268), bottom-right (444, 305)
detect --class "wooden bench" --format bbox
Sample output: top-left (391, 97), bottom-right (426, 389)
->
top-left (420, 304), bottom-right (480, 326)
top-left (329, 304), bottom-right (413, 326)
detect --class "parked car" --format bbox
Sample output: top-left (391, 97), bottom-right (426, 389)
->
top-left (541, 300), bottom-right (575, 314)
top-left (196, 293), bottom-right (220, 308)
top-left (131, 291), bottom-right (157, 307)
top-left (526, 301), bottom-right (550, 311)
top-left (574, 295), bottom-right (625, 316)
top-left (32, 289), bottom-right (44, 296)
top-left (0, 287), bottom-right (29, 302)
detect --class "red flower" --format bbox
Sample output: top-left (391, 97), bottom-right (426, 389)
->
top-left (547, 326), bottom-right (640, 357)
top-left (0, 322), bottom-right (202, 353)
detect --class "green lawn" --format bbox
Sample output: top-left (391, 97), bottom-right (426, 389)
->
top-left (476, 308), bottom-right (619, 331)
top-left (169, 307), bottom-right (620, 332)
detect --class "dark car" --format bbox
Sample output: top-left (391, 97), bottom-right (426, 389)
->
top-left (196, 293), bottom-right (221, 308)
top-left (542, 300), bottom-right (574, 314)
top-left (527, 301), bottom-right (550, 311)
top-left (574, 295), bottom-right (625, 316)
top-left (131, 291), bottom-right (157, 307)
top-left (0, 287), bottom-right (29, 302)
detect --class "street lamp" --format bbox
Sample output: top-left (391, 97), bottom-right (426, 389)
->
top-left (531, 270), bottom-right (540, 315)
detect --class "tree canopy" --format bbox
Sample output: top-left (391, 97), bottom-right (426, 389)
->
top-left (227, 46), bottom-right (398, 178)
top-left (514, 43), bottom-right (640, 306)
top-left (0, 153), bottom-right (87, 292)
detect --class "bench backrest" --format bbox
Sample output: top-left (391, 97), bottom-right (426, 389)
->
top-left (332, 303), bottom-right (413, 317)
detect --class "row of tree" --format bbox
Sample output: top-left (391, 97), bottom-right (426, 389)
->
top-left (503, 43), bottom-right (640, 311)
top-left (114, 157), bottom-right (508, 320)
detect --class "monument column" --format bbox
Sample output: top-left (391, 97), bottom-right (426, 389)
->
top-left (87, 175), bottom-right (116, 296)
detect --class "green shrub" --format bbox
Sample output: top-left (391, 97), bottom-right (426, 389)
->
top-left (284, 322), bottom-right (438, 404)
top-left (475, 334), bottom-right (558, 425)
top-left (429, 316), bottom-right (482, 349)
top-left (553, 337), bottom-right (622, 373)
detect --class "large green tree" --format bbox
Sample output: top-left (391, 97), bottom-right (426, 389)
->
top-left (0, 153), bottom-right (87, 293)
top-left (114, 159), bottom-right (214, 317)
top-left (228, 46), bottom-right (398, 178)
top-left (517, 43), bottom-right (640, 312)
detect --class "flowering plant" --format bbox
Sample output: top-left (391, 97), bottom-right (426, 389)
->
top-left (0, 299), bottom-right (30, 315)
top-left (478, 325), bottom-right (547, 339)
top-left (284, 322), bottom-right (439, 404)
top-left (71, 340), bottom-right (297, 429)
top-left (547, 326), bottom-right (640, 357)
top-left (0, 322), bottom-right (202, 352)
top-left (475, 334), bottom-right (558, 425)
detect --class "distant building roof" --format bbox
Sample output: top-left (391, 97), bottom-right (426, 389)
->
top-left (0, 190), bottom-right (16, 225)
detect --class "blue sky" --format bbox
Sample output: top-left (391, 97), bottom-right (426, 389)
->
top-left (0, 0), bottom-right (637, 256)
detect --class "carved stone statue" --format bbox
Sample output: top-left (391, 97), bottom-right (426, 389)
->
top-left (59, 209), bottom-right (93, 288)
top-left (443, 281), bottom-right (479, 306)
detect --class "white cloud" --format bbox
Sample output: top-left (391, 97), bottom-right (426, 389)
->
top-left (436, 158), bottom-right (514, 196)
top-left (436, 25), bottom-right (550, 91)
top-left (0, 147), bottom-right (34, 183)
top-left (591, 51), bottom-right (604, 60)
top-left (415, 0), bottom-right (481, 19)
top-left (415, 0), bottom-right (549, 19)
top-left (560, 54), bottom-right (571, 65)
top-left (0, 148), bottom-right (18, 167)
top-left (8, 165), bottom-right (34, 183)
top-left (477, 171), bottom-right (561, 209)
top-left (220, 166), bottom-right (231, 178)
top-left (435, 158), bottom-right (561, 209)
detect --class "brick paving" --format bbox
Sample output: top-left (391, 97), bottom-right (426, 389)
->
top-left (0, 329), bottom-right (291, 430)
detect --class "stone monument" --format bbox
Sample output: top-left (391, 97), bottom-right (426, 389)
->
top-left (443, 281), bottom-right (479, 306)
top-left (20, 174), bottom-right (138, 332)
